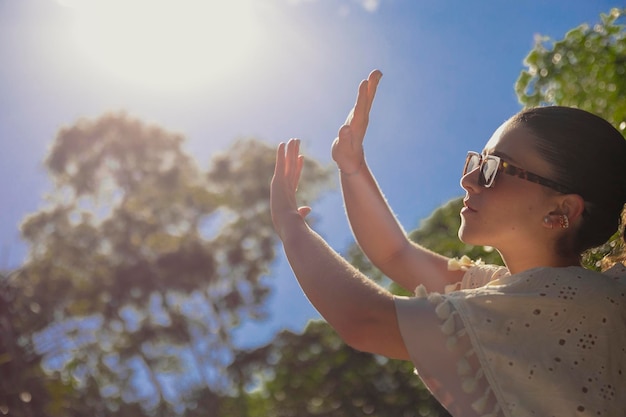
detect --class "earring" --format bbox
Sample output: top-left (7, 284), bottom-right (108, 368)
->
top-left (543, 216), bottom-right (554, 229)
top-left (543, 215), bottom-right (569, 229)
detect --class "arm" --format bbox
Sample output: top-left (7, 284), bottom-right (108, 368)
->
top-left (332, 71), bottom-right (464, 293)
top-left (340, 160), bottom-right (463, 293)
top-left (271, 139), bottom-right (408, 359)
top-left (281, 217), bottom-right (478, 414)
top-left (270, 140), bottom-right (477, 414)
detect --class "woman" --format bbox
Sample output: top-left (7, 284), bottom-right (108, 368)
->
top-left (270, 70), bottom-right (626, 416)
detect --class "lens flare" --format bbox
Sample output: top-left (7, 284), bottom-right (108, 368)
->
top-left (68, 0), bottom-right (264, 91)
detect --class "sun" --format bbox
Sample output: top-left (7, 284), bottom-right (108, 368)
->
top-left (63, 0), bottom-right (265, 91)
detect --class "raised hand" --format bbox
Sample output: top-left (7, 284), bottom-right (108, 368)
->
top-left (270, 139), bottom-right (311, 240)
top-left (331, 69), bottom-right (382, 175)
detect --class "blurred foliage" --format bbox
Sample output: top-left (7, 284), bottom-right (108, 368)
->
top-left (515, 7), bottom-right (626, 270)
top-left (0, 113), bottom-right (332, 416)
top-left (227, 321), bottom-right (451, 417)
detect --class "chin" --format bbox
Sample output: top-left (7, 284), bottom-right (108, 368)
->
top-left (458, 224), bottom-right (489, 247)
top-left (457, 222), bottom-right (473, 243)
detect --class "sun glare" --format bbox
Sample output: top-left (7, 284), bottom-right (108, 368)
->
top-left (64, 0), bottom-right (265, 91)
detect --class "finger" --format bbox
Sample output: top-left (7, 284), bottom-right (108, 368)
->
top-left (344, 78), bottom-right (367, 126)
top-left (331, 125), bottom-right (351, 162)
top-left (347, 71), bottom-right (382, 125)
top-left (297, 206), bottom-right (312, 218)
top-left (344, 108), bottom-right (355, 125)
top-left (286, 138), bottom-right (302, 189)
top-left (295, 154), bottom-right (305, 191)
top-left (365, 70), bottom-right (382, 115)
top-left (285, 138), bottom-right (298, 177)
top-left (337, 125), bottom-right (354, 149)
top-left (274, 142), bottom-right (286, 178)
top-left (353, 79), bottom-right (369, 121)
top-left (368, 69), bottom-right (383, 81)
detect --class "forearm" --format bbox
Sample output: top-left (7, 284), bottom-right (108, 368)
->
top-left (339, 162), bottom-right (458, 292)
top-left (278, 212), bottom-right (403, 354)
top-left (340, 162), bottom-right (415, 271)
top-left (342, 162), bottom-right (408, 252)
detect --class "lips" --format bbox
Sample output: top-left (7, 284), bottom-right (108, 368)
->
top-left (462, 199), bottom-right (477, 213)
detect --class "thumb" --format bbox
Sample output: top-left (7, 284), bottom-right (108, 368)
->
top-left (338, 124), bottom-right (353, 143)
top-left (297, 206), bottom-right (312, 218)
top-left (331, 125), bottom-right (353, 160)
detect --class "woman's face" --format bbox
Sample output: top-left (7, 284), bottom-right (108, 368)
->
top-left (458, 122), bottom-right (562, 255)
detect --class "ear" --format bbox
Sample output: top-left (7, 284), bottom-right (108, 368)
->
top-left (542, 194), bottom-right (586, 230)
top-left (560, 194), bottom-right (585, 223)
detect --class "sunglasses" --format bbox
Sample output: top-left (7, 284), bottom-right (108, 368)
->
top-left (463, 151), bottom-right (572, 194)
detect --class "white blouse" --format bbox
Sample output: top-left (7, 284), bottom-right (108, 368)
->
top-left (394, 262), bottom-right (626, 417)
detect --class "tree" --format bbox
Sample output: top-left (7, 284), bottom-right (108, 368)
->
top-left (515, 8), bottom-right (626, 127)
top-left (1, 113), bottom-right (332, 416)
top-left (228, 321), bottom-right (451, 417)
top-left (515, 7), bottom-right (626, 269)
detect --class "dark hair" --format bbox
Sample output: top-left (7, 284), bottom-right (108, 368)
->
top-left (510, 106), bottom-right (626, 256)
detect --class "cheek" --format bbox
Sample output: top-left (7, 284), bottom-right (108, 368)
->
top-left (505, 200), bottom-right (540, 223)
top-left (497, 195), bottom-right (546, 234)
top-left (459, 190), bottom-right (546, 245)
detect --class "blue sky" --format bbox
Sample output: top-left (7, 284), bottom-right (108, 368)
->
top-left (1, 0), bottom-right (621, 348)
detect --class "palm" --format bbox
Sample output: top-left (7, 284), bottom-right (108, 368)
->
top-left (332, 70), bottom-right (382, 172)
top-left (271, 139), bottom-right (310, 239)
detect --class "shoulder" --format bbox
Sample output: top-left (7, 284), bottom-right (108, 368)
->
top-left (499, 265), bottom-right (626, 307)
top-left (519, 264), bottom-right (626, 287)
top-left (603, 262), bottom-right (626, 282)
top-left (460, 263), bottom-right (509, 290)
top-left (445, 256), bottom-right (509, 291)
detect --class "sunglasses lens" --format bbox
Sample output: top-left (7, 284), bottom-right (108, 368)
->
top-left (481, 157), bottom-right (499, 187)
top-left (464, 153), bottom-right (480, 175)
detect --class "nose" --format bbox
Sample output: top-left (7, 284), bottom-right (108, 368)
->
top-left (460, 165), bottom-right (481, 194)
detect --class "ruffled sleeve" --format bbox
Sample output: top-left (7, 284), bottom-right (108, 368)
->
top-left (395, 281), bottom-right (502, 416)
top-left (460, 264), bottom-right (509, 289)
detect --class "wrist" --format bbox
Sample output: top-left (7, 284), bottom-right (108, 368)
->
top-left (338, 153), bottom-right (365, 177)
top-left (274, 211), bottom-right (308, 242)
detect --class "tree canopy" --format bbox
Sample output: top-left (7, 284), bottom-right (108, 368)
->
top-left (1, 113), bottom-right (332, 416)
top-left (516, 7), bottom-right (626, 130)
top-left (516, 7), bottom-right (626, 269)
top-left (226, 320), bottom-right (450, 417)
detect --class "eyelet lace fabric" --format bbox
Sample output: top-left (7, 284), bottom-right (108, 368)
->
top-left (398, 263), bottom-right (626, 417)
